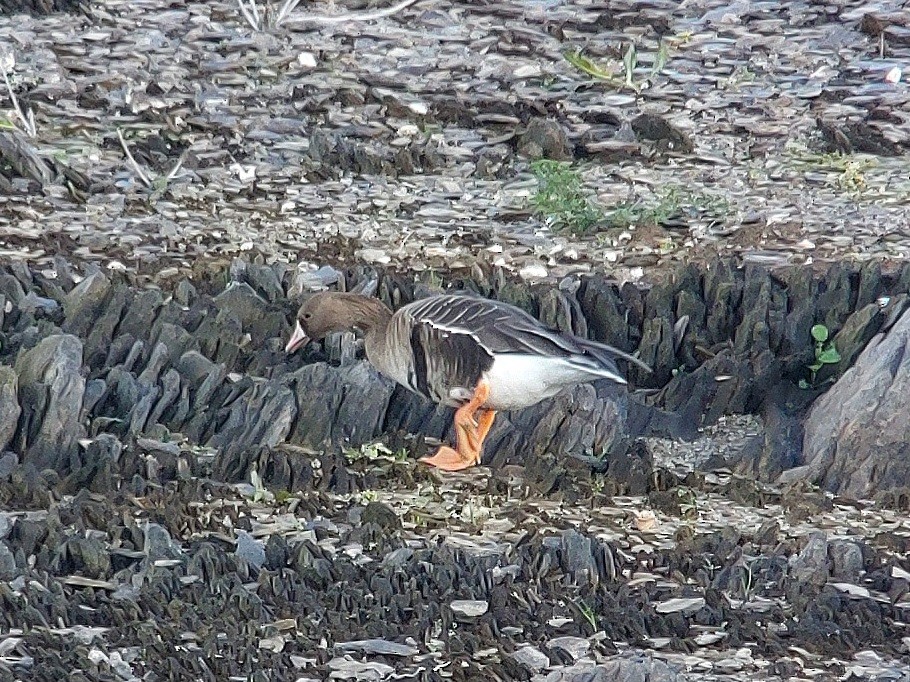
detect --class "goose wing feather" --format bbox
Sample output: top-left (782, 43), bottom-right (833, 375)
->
top-left (401, 294), bottom-right (648, 375)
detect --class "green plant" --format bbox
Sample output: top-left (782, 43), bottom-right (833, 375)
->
top-left (564, 39), bottom-right (671, 93)
top-left (800, 324), bottom-right (841, 388)
top-left (358, 489), bottom-right (381, 504)
top-left (344, 441), bottom-right (409, 464)
top-left (274, 489), bottom-right (294, 505)
top-left (602, 185), bottom-right (730, 231)
top-left (575, 600), bottom-right (597, 630)
top-left (530, 160), bottom-right (604, 234)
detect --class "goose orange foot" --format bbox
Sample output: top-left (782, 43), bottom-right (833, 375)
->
top-left (420, 381), bottom-right (497, 472)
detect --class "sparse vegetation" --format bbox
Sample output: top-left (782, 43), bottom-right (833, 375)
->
top-left (344, 441), bottom-right (409, 464)
top-left (236, 0), bottom-right (302, 31)
top-left (530, 166), bottom-right (731, 236)
top-left (601, 185), bottom-right (730, 231)
top-left (800, 324), bottom-right (841, 389)
top-left (530, 160), bottom-right (605, 234)
top-left (785, 142), bottom-right (878, 195)
top-left (116, 128), bottom-right (187, 192)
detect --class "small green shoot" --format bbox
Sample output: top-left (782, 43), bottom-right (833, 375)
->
top-left (563, 50), bottom-right (617, 82)
top-left (651, 40), bottom-right (670, 79)
top-left (358, 489), bottom-right (381, 504)
top-left (530, 160), bottom-right (605, 234)
top-left (799, 324), bottom-right (841, 388)
top-left (576, 600), bottom-right (597, 631)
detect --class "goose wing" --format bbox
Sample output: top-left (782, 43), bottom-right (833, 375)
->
top-left (400, 294), bottom-right (647, 389)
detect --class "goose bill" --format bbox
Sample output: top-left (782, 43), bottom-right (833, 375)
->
top-left (285, 321), bottom-right (310, 354)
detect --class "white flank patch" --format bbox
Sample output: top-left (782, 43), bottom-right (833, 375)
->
top-left (482, 354), bottom-right (625, 411)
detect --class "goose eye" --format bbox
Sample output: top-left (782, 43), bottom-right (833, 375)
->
top-left (302, 313), bottom-right (312, 320)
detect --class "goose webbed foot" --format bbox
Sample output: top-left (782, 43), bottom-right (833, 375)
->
top-left (419, 381), bottom-right (496, 471)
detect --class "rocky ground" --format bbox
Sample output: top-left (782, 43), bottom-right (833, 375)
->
top-left (1, 0), bottom-right (910, 680)
top-left (0, 0), bottom-right (908, 283)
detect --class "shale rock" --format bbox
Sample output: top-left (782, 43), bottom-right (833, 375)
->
top-left (14, 334), bottom-right (85, 471)
top-left (0, 366), bottom-right (19, 452)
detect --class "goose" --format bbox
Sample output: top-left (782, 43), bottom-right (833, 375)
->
top-left (285, 291), bottom-right (648, 471)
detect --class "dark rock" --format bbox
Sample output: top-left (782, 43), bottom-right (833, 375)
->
top-left (52, 535), bottom-right (111, 578)
top-left (14, 334), bottom-right (86, 471)
top-left (0, 366), bottom-right (20, 452)
top-left (142, 523), bottom-right (185, 565)
top-left (0, 0), bottom-right (85, 14)
top-left (780, 305), bottom-right (910, 497)
top-left (361, 501), bottom-right (400, 531)
top-left (517, 118), bottom-right (573, 161)
top-left (596, 438), bottom-right (652, 495)
top-left (62, 271), bottom-right (111, 338)
top-left (63, 433), bottom-right (122, 494)
top-left (0, 541), bottom-right (16, 579)
top-left (817, 117), bottom-right (900, 156)
top-left (730, 381), bottom-right (814, 481)
top-left (211, 379), bottom-right (296, 480)
top-left (0, 452), bottom-right (16, 480)
top-left (830, 302), bottom-right (884, 377)
top-left (631, 113), bottom-right (694, 154)
top-left (829, 540), bottom-right (864, 581)
top-left (789, 532), bottom-right (829, 586)
top-left (235, 530), bottom-right (266, 571)
top-left (288, 362), bottom-right (396, 452)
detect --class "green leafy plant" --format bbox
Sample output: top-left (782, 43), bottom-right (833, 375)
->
top-left (530, 160), bottom-right (604, 234)
top-left (800, 324), bottom-right (841, 388)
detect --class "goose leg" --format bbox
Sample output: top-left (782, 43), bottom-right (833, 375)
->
top-left (475, 409), bottom-right (497, 444)
top-left (420, 380), bottom-right (491, 471)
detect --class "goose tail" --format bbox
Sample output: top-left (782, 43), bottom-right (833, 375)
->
top-left (571, 336), bottom-right (652, 382)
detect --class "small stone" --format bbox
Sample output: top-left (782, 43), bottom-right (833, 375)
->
top-left (517, 118), bottom-right (573, 161)
top-left (143, 523), bottom-right (185, 565)
top-left (336, 639), bottom-right (418, 657)
top-left (829, 540), bottom-right (864, 581)
top-left (546, 636), bottom-right (590, 661)
top-left (789, 532), bottom-right (829, 585)
top-left (236, 530), bottom-right (266, 570)
top-left (450, 600), bottom-right (488, 617)
top-left (519, 264), bottom-right (548, 280)
top-left (0, 452), bottom-right (19, 481)
top-left (326, 657), bottom-right (394, 680)
top-left (361, 501), bottom-right (400, 530)
top-left (511, 645), bottom-right (549, 671)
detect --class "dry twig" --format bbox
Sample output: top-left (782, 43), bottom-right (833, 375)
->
top-left (0, 52), bottom-right (36, 138)
top-left (280, 0), bottom-right (422, 27)
top-left (116, 129), bottom-right (154, 188)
